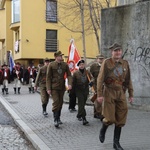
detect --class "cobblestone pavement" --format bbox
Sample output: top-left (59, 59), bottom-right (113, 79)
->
top-left (1, 84), bottom-right (150, 150)
top-left (0, 101), bottom-right (35, 150)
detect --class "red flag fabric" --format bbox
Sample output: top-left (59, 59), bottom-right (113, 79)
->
top-left (67, 40), bottom-right (81, 73)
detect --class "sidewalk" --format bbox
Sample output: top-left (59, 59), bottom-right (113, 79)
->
top-left (0, 83), bottom-right (150, 150)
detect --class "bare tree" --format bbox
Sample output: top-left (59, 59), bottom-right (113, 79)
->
top-left (56, 0), bottom-right (117, 59)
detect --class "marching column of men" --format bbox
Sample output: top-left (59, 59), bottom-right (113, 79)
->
top-left (0, 44), bottom-right (134, 149)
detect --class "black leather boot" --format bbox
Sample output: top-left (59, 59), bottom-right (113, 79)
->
top-left (14, 88), bottom-right (16, 94)
top-left (18, 87), bottom-right (21, 94)
top-left (32, 87), bottom-right (35, 93)
top-left (29, 87), bottom-right (31, 93)
top-left (54, 112), bottom-right (59, 127)
top-left (82, 117), bottom-right (89, 125)
top-left (99, 123), bottom-right (108, 143)
top-left (5, 88), bottom-right (9, 94)
top-left (2, 88), bottom-right (4, 94)
top-left (42, 104), bottom-right (48, 116)
top-left (58, 110), bottom-right (63, 125)
top-left (113, 126), bottom-right (124, 150)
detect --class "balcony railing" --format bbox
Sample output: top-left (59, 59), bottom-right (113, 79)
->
top-left (45, 39), bottom-right (58, 52)
top-left (46, 10), bottom-right (57, 22)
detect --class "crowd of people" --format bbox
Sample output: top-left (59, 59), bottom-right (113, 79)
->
top-left (0, 43), bottom-right (134, 150)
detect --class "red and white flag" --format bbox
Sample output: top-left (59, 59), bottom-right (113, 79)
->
top-left (67, 39), bottom-right (81, 73)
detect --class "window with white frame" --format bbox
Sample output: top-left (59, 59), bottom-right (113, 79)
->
top-left (12, 0), bottom-right (20, 23)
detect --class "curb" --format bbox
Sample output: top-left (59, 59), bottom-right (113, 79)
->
top-left (0, 95), bottom-right (51, 150)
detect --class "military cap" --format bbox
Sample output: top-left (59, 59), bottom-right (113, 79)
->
top-left (44, 57), bottom-right (50, 62)
top-left (77, 59), bottom-right (85, 66)
top-left (109, 43), bottom-right (122, 51)
top-left (96, 54), bottom-right (104, 59)
top-left (54, 51), bottom-right (64, 57)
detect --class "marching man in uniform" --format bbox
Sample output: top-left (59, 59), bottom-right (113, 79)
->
top-left (97, 43), bottom-right (133, 150)
top-left (25, 65), bottom-right (37, 93)
top-left (34, 58), bottom-right (50, 116)
top-left (46, 51), bottom-right (72, 128)
top-left (13, 62), bottom-right (23, 94)
top-left (90, 54), bottom-right (105, 120)
top-left (1, 64), bottom-right (10, 94)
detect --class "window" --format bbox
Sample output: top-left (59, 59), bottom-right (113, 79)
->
top-left (46, 30), bottom-right (58, 52)
top-left (12, 0), bottom-right (20, 23)
top-left (46, 0), bottom-right (57, 22)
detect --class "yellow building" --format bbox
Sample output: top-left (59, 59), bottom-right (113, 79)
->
top-left (0, 0), bottom-right (116, 67)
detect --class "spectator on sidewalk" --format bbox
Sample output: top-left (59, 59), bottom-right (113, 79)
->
top-left (97, 43), bottom-right (134, 150)
top-left (34, 58), bottom-right (50, 117)
top-left (46, 51), bottom-right (72, 128)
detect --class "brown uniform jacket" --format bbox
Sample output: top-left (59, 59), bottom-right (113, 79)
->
top-left (73, 69), bottom-right (91, 91)
top-left (35, 65), bottom-right (47, 87)
top-left (97, 58), bottom-right (133, 97)
top-left (46, 61), bottom-right (72, 90)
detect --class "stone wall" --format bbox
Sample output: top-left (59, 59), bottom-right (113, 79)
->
top-left (101, 1), bottom-right (150, 109)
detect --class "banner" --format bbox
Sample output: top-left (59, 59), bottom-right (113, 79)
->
top-left (9, 50), bottom-right (15, 73)
top-left (67, 39), bottom-right (80, 72)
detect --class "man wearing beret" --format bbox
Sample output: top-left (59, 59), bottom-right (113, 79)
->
top-left (35, 58), bottom-right (50, 117)
top-left (90, 54), bottom-right (105, 120)
top-left (73, 59), bottom-right (91, 125)
top-left (97, 43), bottom-right (133, 150)
top-left (46, 51), bottom-right (72, 127)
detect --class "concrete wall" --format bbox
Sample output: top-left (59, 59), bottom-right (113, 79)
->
top-left (117, 0), bottom-right (150, 6)
top-left (101, 1), bottom-right (150, 109)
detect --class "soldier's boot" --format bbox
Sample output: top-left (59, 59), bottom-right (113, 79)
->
top-left (29, 87), bottom-right (31, 93)
top-left (18, 87), bottom-right (21, 94)
top-left (53, 112), bottom-right (59, 128)
top-left (32, 87), bottom-right (35, 93)
top-left (5, 88), bottom-right (9, 94)
top-left (82, 117), bottom-right (89, 125)
top-left (113, 126), bottom-right (124, 150)
top-left (42, 104), bottom-right (48, 116)
top-left (2, 88), bottom-right (4, 94)
top-left (99, 123), bottom-right (108, 143)
top-left (14, 88), bottom-right (16, 94)
top-left (58, 110), bottom-right (63, 125)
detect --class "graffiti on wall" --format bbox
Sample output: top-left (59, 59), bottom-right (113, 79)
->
top-left (134, 46), bottom-right (150, 79)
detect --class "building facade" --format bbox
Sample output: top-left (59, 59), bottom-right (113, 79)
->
top-left (0, 0), bottom-right (116, 67)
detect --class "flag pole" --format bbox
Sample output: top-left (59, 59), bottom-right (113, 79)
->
top-left (80, 0), bottom-right (87, 65)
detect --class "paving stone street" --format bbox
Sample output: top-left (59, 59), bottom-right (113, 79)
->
top-left (0, 83), bottom-right (150, 150)
top-left (0, 101), bottom-right (35, 150)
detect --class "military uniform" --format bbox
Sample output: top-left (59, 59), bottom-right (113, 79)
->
top-left (1, 64), bottom-right (10, 94)
top-left (90, 60), bottom-right (103, 119)
top-left (73, 59), bottom-right (91, 125)
top-left (12, 62), bottom-right (23, 94)
top-left (46, 51), bottom-right (72, 127)
top-left (35, 60), bottom-right (50, 116)
top-left (25, 66), bottom-right (37, 93)
top-left (97, 43), bottom-right (133, 150)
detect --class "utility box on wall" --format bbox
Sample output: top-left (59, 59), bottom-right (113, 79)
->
top-left (101, 1), bottom-right (150, 109)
